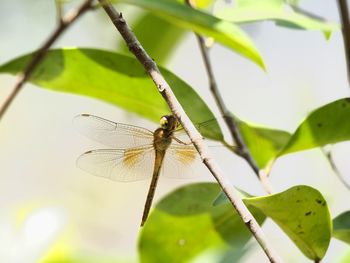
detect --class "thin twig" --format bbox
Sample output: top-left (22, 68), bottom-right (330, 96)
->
top-left (0, 0), bottom-right (94, 121)
top-left (322, 147), bottom-right (350, 190)
top-left (185, 0), bottom-right (274, 194)
top-left (97, 1), bottom-right (282, 262)
top-left (337, 0), bottom-right (350, 86)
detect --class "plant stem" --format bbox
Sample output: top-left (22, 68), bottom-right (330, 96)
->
top-left (322, 148), bottom-right (350, 190)
top-left (97, 1), bottom-right (282, 262)
top-left (337, 0), bottom-right (350, 86)
top-left (185, 0), bottom-right (274, 194)
top-left (0, 0), bottom-right (94, 121)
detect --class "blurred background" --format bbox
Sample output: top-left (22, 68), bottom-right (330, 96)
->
top-left (0, 0), bottom-right (350, 262)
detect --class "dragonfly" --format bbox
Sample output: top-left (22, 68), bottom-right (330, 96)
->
top-left (73, 114), bottom-right (204, 226)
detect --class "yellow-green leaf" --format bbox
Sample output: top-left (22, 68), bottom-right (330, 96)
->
top-left (215, 0), bottom-right (339, 39)
top-left (114, 0), bottom-right (265, 68)
top-left (245, 185), bottom-right (332, 260)
top-left (0, 48), bottom-right (223, 141)
top-left (237, 118), bottom-right (291, 168)
top-left (215, 185), bottom-right (332, 260)
top-left (280, 98), bottom-right (350, 156)
top-left (333, 211), bottom-right (350, 244)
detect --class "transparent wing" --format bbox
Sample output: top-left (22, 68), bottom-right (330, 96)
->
top-left (73, 114), bottom-right (154, 148)
top-left (76, 146), bottom-right (155, 182)
top-left (172, 118), bottom-right (220, 145)
top-left (162, 143), bottom-right (205, 179)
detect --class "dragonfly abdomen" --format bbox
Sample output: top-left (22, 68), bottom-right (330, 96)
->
top-left (141, 149), bottom-right (166, 226)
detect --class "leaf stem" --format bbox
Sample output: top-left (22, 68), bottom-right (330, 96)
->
top-left (0, 0), bottom-right (94, 121)
top-left (97, 1), bottom-right (282, 262)
top-left (322, 147), bottom-right (350, 190)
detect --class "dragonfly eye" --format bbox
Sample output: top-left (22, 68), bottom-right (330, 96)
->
top-left (160, 116), bottom-right (169, 128)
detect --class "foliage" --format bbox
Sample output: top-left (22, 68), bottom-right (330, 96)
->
top-left (215, 185), bottom-right (332, 260)
top-left (333, 211), bottom-right (350, 244)
top-left (279, 98), bottom-right (350, 156)
top-left (0, 48), bottom-right (222, 141)
top-left (139, 183), bottom-right (265, 263)
top-left (214, 0), bottom-right (339, 39)
top-left (114, 0), bottom-right (265, 68)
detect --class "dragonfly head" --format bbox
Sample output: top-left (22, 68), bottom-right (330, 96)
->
top-left (160, 115), bottom-right (179, 131)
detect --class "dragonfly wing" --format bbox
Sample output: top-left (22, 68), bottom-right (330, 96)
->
top-left (73, 114), bottom-right (154, 148)
top-left (77, 146), bottom-right (155, 182)
top-left (162, 143), bottom-right (205, 179)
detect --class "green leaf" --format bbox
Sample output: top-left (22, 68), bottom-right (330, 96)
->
top-left (279, 98), bottom-right (350, 156)
top-left (237, 118), bottom-right (291, 168)
top-left (244, 185), bottom-right (332, 260)
top-left (120, 11), bottom-right (186, 64)
top-left (215, 0), bottom-right (339, 39)
top-left (138, 183), bottom-right (265, 263)
top-left (333, 211), bottom-right (350, 244)
top-left (114, 0), bottom-right (265, 68)
top-left (0, 48), bottom-right (223, 141)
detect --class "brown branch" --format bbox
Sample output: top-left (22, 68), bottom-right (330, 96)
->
top-left (185, 0), bottom-right (274, 194)
top-left (97, 1), bottom-right (282, 262)
top-left (0, 0), bottom-right (94, 121)
top-left (337, 0), bottom-right (350, 86)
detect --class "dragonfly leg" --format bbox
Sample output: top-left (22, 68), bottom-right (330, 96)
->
top-left (173, 136), bottom-right (193, 145)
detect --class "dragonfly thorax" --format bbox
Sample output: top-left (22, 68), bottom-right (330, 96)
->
top-left (153, 128), bottom-right (173, 151)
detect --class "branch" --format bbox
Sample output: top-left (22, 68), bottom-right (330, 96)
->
top-left (322, 147), bottom-right (350, 190)
top-left (0, 0), bottom-right (94, 121)
top-left (184, 0), bottom-right (274, 194)
top-left (337, 0), bottom-right (350, 86)
top-left (97, 1), bottom-right (282, 262)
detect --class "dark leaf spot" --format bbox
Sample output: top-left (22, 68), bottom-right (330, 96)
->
top-left (305, 211), bottom-right (312, 216)
top-left (316, 199), bottom-right (322, 204)
top-left (298, 231), bottom-right (305, 235)
top-left (296, 200), bottom-right (302, 203)
top-left (317, 123), bottom-right (323, 128)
